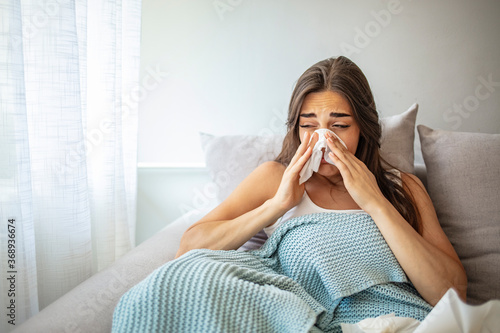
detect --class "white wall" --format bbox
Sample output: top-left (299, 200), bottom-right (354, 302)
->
top-left (138, 0), bottom-right (500, 166)
top-left (136, 0), bottom-right (500, 244)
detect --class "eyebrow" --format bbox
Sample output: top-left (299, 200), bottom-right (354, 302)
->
top-left (299, 112), bottom-right (351, 118)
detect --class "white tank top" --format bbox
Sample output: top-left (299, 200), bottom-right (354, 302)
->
top-left (263, 191), bottom-right (367, 237)
top-left (264, 169), bottom-right (401, 237)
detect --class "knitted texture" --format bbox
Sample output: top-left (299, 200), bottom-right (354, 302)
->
top-left (112, 212), bottom-right (432, 332)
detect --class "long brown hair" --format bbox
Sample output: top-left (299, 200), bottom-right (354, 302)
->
top-left (275, 56), bottom-right (421, 232)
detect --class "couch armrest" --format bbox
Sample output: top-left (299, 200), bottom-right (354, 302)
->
top-left (12, 210), bottom-right (204, 333)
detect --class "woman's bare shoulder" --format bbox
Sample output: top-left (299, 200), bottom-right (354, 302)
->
top-left (197, 161), bottom-right (285, 223)
top-left (254, 160), bottom-right (286, 178)
top-left (400, 172), bottom-right (427, 196)
top-left (400, 172), bottom-right (438, 227)
top-left (237, 161), bottom-right (286, 196)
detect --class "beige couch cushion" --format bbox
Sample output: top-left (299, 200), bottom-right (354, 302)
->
top-left (418, 125), bottom-right (500, 304)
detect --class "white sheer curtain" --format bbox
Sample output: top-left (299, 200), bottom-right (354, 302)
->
top-left (0, 0), bottom-right (141, 330)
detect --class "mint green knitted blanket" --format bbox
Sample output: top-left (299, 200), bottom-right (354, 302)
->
top-left (112, 212), bottom-right (432, 332)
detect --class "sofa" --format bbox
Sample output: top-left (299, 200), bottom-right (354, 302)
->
top-left (13, 104), bottom-right (500, 332)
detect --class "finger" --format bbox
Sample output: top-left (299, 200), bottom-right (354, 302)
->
top-left (327, 135), bottom-right (362, 172)
top-left (326, 135), bottom-right (349, 161)
top-left (290, 146), bottom-right (313, 175)
top-left (289, 132), bottom-right (310, 166)
top-left (329, 151), bottom-right (352, 179)
top-left (324, 133), bottom-right (337, 154)
top-left (325, 132), bottom-right (347, 151)
top-left (326, 137), bottom-right (362, 180)
top-left (307, 132), bottom-right (319, 150)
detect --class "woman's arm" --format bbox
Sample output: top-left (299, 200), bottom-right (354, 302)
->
top-left (369, 173), bottom-right (467, 305)
top-left (175, 132), bottom-right (317, 258)
top-left (326, 134), bottom-right (467, 306)
top-left (175, 161), bottom-right (286, 257)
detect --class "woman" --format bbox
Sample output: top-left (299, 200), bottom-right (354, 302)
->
top-left (176, 56), bottom-right (466, 307)
top-left (113, 57), bottom-right (467, 332)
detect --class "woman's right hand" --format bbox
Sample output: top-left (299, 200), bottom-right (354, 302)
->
top-left (269, 131), bottom-right (318, 215)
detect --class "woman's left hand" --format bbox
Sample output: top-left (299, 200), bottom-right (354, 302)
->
top-left (325, 132), bottom-right (388, 214)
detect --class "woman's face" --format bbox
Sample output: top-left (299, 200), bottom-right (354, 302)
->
top-left (298, 90), bottom-right (360, 178)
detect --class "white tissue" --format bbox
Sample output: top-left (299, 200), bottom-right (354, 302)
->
top-left (341, 313), bottom-right (420, 333)
top-left (413, 288), bottom-right (500, 333)
top-left (340, 289), bottom-right (500, 333)
top-left (299, 129), bottom-right (347, 184)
